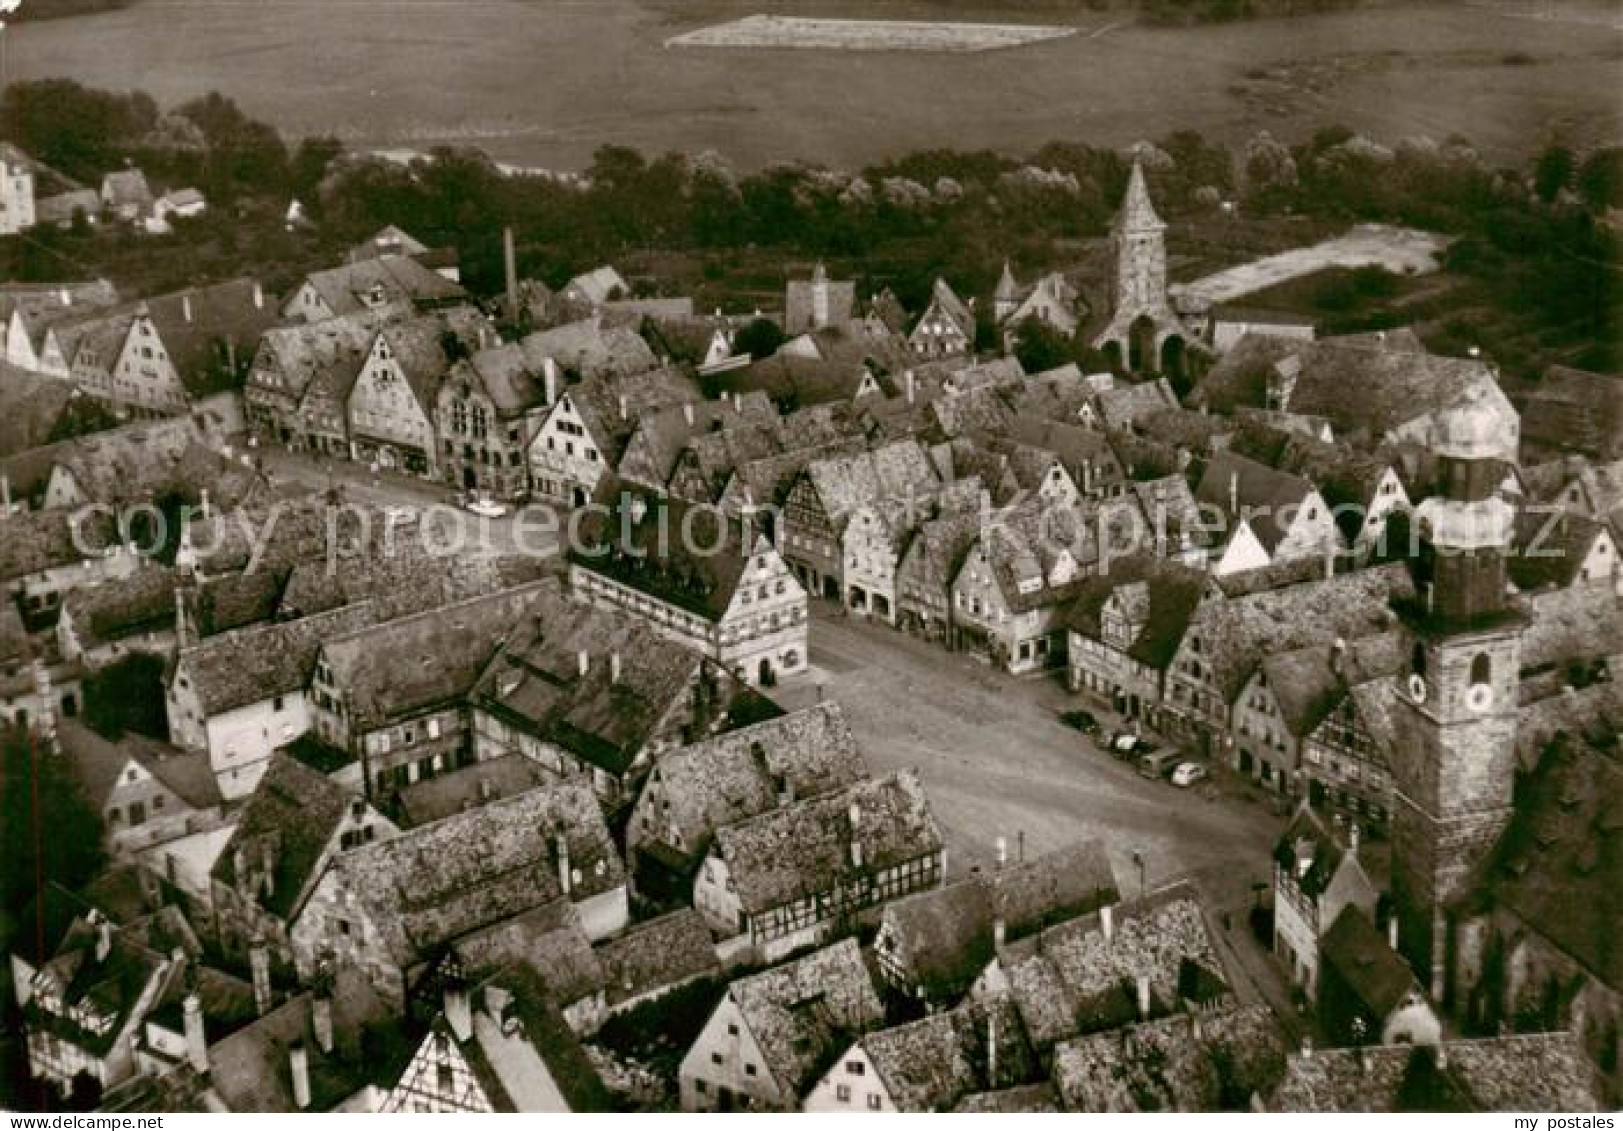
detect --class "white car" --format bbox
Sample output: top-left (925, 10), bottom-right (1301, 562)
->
top-left (464, 494), bottom-right (509, 519)
top-left (1171, 762), bottom-right (1208, 788)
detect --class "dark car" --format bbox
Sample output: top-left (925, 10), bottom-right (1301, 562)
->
top-left (1060, 709), bottom-right (1101, 735)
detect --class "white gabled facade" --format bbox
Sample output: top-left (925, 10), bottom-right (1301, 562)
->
top-left (526, 392), bottom-right (607, 507)
top-left (346, 333), bottom-right (439, 476)
top-left (679, 990), bottom-right (785, 1111)
top-left (804, 1042), bottom-right (893, 1113)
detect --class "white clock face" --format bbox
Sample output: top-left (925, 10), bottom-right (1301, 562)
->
top-left (1466, 683), bottom-right (1494, 714)
top-left (1408, 673), bottom-right (1428, 704)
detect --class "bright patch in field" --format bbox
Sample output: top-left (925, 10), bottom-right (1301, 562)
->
top-left (666, 15), bottom-right (1078, 54)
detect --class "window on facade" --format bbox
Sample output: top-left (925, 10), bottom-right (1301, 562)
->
top-left (867, 1094), bottom-right (882, 1111)
top-left (1470, 653), bottom-right (1491, 686)
top-left (744, 1063), bottom-right (757, 1077)
top-left (846, 1061), bottom-right (865, 1076)
top-left (836, 1085), bottom-right (852, 1103)
top-left (711, 1052), bottom-right (723, 1066)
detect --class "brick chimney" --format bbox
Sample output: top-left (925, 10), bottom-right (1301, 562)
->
top-left (610, 652), bottom-right (621, 684)
top-left (1136, 973), bottom-right (1151, 1020)
top-left (577, 650), bottom-right (589, 679)
top-left (1101, 903), bottom-right (1115, 944)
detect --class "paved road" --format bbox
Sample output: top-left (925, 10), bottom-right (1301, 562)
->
top-left (779, 605), bottom-right (1305, 1031)
top-left (255, 446), bottom-right (563, 562)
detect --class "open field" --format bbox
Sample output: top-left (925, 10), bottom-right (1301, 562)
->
top-left (1172, 223), bottom-right (1450, 308)
top-left (5, 0), bottom-right (1619, 171)
top-left (667, 15), bottom-right (1077, 53)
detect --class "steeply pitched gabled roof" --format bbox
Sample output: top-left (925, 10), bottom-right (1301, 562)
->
top-left (254, 308), bottom-right (399, 405)
top-left (1319, 906), bottom-right (1419, 1021)
top-left (469, 582), bottom-right (709, 776)
top-left (211, 752), bottom-right (353, 920)
top-left (726, 938), bottom-right (884, 1095)
top-left (319, 779), bottom-right (623, 970)
top-left (879, 839), bottom-right (1119, 1000)
top-left (295, 255), bottom-right (466, 317)
top-left (638, 702), bottom-right (868, 861)
top-left (712, 771), bottom-right (942, 917)
top-left (1053, 1003), bottom-right (1286, 1112)
top-left (57, 720), bottom-right (222, 812)
top-left (1193, 449), bottom-right (1320, 555)
top-left (1194, 334), bottom-right (1514, 449)
top-left (1267, 1033), bottom-right (1603, 1112)
top-left (569, 482), bottom-right (767, 621)
top-left (997, 881), bottom-right (1231, 1051)
top-left (207, 967), bottom-right (393, 1112)
top-left (802, 439), bottom-right (941, 531)
top-left (859, 995), bottom-right (1038, 1112)
top-left (1488, 733), bottom-right (1622, 991)
top-left (1063, 555), bottom-right (1208, 671)
top-left (594, 909), bottom-right (721, 1009)
top-left (1183, 563), bottom-right (1414, 704)
top-left (317, 581), bottom-right (553, 731)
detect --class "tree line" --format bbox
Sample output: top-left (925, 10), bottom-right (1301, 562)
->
top-left (1, 79), bottom-right (1618, 374)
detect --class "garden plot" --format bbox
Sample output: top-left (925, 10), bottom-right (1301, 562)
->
top-left (666, 15), bottom-right (1077, 53)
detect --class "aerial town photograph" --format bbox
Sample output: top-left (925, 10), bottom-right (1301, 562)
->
top-left (0, 0), bottom-right (1616, 1118)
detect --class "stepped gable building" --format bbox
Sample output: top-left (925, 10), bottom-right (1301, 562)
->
top-left (1091, 160), bottom-right (1195, 378)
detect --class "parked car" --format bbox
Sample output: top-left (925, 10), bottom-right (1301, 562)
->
top-left (1171, 762), bottom-right (1209, 788)
top-left (1108, 731), bottom-right (1151, 758)
top-left (463, 492), bottom-right (509, 519)
top-left (1060, 709), bottom-right (1101, 736)
top-left (1137, 749), bottom-right (1181, 780)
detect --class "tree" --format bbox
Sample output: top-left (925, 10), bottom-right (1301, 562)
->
top-left (1011, 317), bottom-right (1074, 375)
top-left (0, 724), bottom-right (107, 921)
top-left (1577, 147), bottom-right (1623, 212)
top-left (1533, 144), bottom-right (1575, 204)
top-left (83, 654), bottom-right (170, 742)
top-left (733, 317), bottom-right (786, 361)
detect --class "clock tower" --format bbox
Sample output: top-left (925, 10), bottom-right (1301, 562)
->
top-left (1390, 397), bottom-right (1524, 1002)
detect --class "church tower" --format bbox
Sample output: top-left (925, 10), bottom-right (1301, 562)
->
top-left (1390, 399), bottom-right (1524, 1002)
top-left (1091, 158), bottom-right (1191, 374)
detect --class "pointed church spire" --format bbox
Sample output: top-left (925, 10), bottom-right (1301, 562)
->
top-left (994, 260), bottom-right (1019, 303)
top-left (1117, 157), bottom-right (1165, 234)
